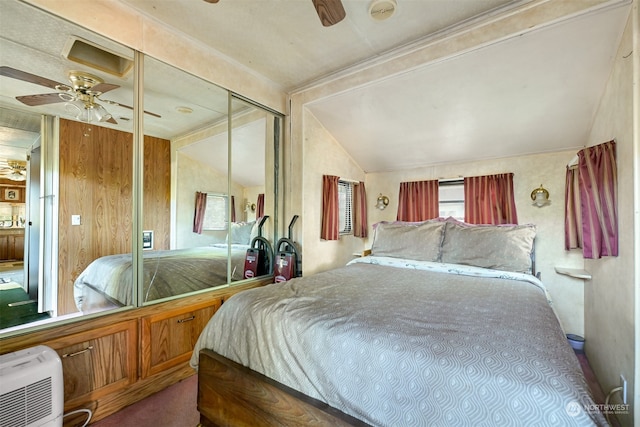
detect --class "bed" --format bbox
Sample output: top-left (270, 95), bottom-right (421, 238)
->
top-left (74, 221), bottom-right (266, 312)
top-left (73, 245), bottom-right (250, 312)
top-left (190, 218), bottom-right (607, 426)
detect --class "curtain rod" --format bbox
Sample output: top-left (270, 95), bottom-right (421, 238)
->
top-left (340, 177), bottom-right (361, 184)
top-left (567, 139), bottom-right (616, 167)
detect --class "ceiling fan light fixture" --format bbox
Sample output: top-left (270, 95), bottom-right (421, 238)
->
top-left (7, 170), bottom-right (26, 181)
top-left (93, 103), bottom-right (113, 122)
top-left (64, 98), bottom-right (112, 123)
top-left (369, 0), bottom-right (397, 21)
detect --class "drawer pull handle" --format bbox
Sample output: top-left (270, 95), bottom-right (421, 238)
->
top-left (63, 346), bottom-right (94, 358)
top-left (177, 316), bottom-right (195, 323)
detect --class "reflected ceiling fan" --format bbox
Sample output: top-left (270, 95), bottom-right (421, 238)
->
top-left (0, 66), bottom-right (160, 125)
top-left (203, 0), bottom-right (346, 27)
top-left (0, 160), bottom-right (27, 182)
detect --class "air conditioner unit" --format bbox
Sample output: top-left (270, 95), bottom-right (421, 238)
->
top-left (0, 345), bottom-right (63, 427)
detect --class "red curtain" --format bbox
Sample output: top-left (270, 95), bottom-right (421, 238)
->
top-left (576, 140), bottom-right (618, 258)
top-left (396, 180), bottom-right (439, 222)
top-left (256, 193), bottom-right (265, 218)
top-left (464, 173), bottom-right (518, 224)
top-left (564, 165), bottom-right (582, 250)
top-left (353, 181), bottom-right (368, 238)
top-left (230, 195), bottom-right (236, 223)
top-left (193, 191), bottom-right (207, 234)
top-left (321, 175), bottom-right (340, 240)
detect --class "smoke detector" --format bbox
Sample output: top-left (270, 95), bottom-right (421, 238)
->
top-left (369, 0), bottom-right (397, 21)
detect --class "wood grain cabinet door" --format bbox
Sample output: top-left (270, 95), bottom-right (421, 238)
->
top-left (141, 299), bottom-right (221, 378)
top-left (44, 320), bottom-right (138, 409)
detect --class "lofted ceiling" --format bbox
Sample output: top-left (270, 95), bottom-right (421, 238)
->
top-left (121, 0), bottom-right (522, 90)
top-left (120, 0), bottom-right (631, 173)
top-left (0, 0), bottom-right (632, 177)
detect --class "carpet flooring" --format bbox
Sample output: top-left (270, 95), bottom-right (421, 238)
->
top-left (90, 374), bottom-right (200, 427)
top-left (0, 284), bottom-right (49, 328)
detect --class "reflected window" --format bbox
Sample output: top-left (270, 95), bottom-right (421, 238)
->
top-left (203, 194), bottom-right (228, 231)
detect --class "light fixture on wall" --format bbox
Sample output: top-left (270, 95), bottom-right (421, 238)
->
top-left (244, 200), bottom-right (256, 212)
top-left (375, 193), bottom-right (389, 210)
top-left (531, 184), bottom-right (550, 207)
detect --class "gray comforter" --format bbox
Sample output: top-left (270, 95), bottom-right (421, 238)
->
top-left (191, 256), bottom-right (606, 426)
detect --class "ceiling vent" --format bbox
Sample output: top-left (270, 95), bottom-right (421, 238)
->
top-left (62, 37), bottom-right (133, 78)
top-left (369, 0), bottom-right (397, 21)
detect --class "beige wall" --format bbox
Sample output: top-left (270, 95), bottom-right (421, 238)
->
top-left (584, 11), bottom-right (636, 425)
top-left (301, 110), bottom-right (365, 275)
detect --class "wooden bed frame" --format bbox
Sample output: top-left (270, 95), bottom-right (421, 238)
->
top-left (197, 349), bottom-right (371, 427)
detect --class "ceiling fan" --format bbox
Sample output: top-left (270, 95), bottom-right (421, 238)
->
top-left (0, 160), bottom-right (27, 182)
top-left (203, 0), bottom-right (346, 27)
top-left (0, 66), bottom-right (160, 124)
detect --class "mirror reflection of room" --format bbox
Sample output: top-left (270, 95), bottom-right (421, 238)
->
top-left (0, 110), bottom-right (42, 329)
top-left (0, 0), bottom-right (280, 333)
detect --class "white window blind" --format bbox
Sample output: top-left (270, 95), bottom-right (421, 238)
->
top-left (438, 180), bottom-right (464, 220)
top-left (202, 194), bottom-right (228, 230)
top-left (338, 180), bottom-right (353, 234)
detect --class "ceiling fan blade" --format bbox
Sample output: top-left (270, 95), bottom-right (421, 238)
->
top-left (92, 82), bottom-right (120, 93)
top-left (101, 99), bottom-right (162, 118)
top-left (16, 93), bottom-right (64, 106)
top-left (203, 0), bottom-right (219, 3)
top-left (0, 66), bottom-right (64, 90)
top-left (312, 0), bottom-right (346, 27)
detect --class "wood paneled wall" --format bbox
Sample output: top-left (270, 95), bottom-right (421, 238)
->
top-left (0, 178), bottom-right (26, 203)
top-left (58, 119), bottom-right (170, 315)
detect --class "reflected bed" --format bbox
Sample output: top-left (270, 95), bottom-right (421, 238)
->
top-left (73, 245), bottom-right (248, 312)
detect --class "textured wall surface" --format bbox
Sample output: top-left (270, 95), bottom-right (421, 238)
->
top-left (583, 12), bottom-right (635, 425)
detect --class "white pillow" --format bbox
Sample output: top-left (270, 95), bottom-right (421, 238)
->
top-left (227, 222), bottom-right (254, 245)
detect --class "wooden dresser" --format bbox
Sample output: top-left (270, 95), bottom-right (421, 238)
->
top-left (0, 279), bottom-right (268, 426)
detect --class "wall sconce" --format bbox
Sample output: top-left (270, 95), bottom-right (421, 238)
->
top-left (244, 201), bottom-right (256, 212)
top-left (375, 193), bottom-right (389, 210)
top-left (531, 184), bottom-right (550, 207)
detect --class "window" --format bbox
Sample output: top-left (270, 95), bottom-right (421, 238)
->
top-left (338, 180), bottom-right (353, 234)
top-left (202, 194), bottom-right (228, 230)
top-left (439, 179), bottom-right (464, 220)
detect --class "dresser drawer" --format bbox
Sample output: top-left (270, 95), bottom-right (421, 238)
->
top-left (44, 320), bottom-right (137, 408)
top-left (141, 299), bottom-right (221, 378)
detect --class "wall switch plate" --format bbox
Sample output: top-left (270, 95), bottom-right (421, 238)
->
top-left (71, 215), bottom-right (81, 226)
